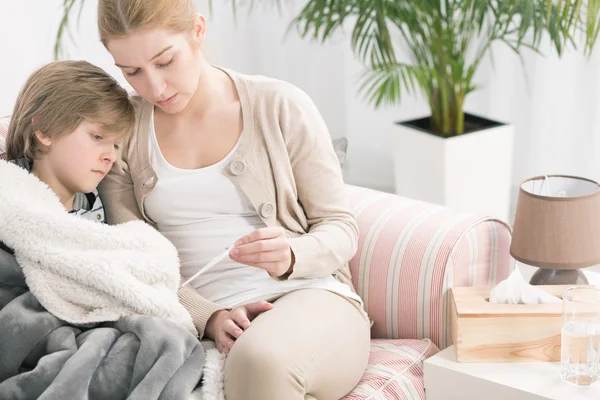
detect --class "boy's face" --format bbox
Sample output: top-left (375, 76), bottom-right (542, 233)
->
top-left (39, 120), bottom-right (118, 195)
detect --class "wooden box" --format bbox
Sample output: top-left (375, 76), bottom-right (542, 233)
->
top-left (450, 285), bottom-right (578, 363)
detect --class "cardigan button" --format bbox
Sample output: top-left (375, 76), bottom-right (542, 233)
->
top-left (229, 160), bottom-right (247, 176)
top-left (259, 202), bottom-right (274, 218)
top-left (143, 176), bottom-right (155, 187)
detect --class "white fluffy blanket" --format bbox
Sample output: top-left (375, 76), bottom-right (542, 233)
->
top-left (0, 160), bottom-right (196, 335)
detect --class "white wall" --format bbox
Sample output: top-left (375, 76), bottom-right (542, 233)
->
top-left (0, 0), bottom-right (123, 114)
top-left (3, 1), bottom-right (600, 203)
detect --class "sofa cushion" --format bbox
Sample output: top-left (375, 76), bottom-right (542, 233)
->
top-left (342, 339), bottom-right (439, 400)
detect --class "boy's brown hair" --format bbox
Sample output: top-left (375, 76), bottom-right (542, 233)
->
top-left (6, 60), bottom-right (135, 161)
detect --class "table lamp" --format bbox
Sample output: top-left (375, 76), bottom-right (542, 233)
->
top-left (510, 175), bottom-right (600, 285)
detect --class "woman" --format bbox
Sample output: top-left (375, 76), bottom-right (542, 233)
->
top-left (97, 0), bottom-right (370, 399)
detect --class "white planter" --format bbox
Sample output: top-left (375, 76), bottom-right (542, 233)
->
top-left (392, 114), bottom-right (514, 222)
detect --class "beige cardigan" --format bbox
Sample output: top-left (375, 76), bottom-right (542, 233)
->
top-left (98, 68), bottom-right (359, 338)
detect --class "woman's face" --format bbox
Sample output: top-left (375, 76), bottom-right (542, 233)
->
top-left (107, 18), bottom-right (206, 114)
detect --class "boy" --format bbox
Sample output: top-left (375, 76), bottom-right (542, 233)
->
top-left (0, 61), bottom-right (205, 399)
top-left (0, 60), bottom-right (134, 258)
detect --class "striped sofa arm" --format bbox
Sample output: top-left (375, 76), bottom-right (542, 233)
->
top-left (345, 184), bottom-right (513, 350)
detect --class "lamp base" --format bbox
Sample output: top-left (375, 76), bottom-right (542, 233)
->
top-left (529, 268), bottom-right (588, 285)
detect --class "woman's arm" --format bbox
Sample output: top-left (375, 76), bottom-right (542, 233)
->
top-left (97, 153), bottom-right (144, 224)
top-left (178, 286), bottom-right (229, 339)
top-left (280, 85), bottom-right (359, 280)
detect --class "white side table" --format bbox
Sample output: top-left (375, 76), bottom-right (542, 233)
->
top-left (424, 346), bottom-right (600, 400)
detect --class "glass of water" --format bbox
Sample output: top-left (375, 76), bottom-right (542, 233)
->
top-left (561, 286), bottom-right (600, 386)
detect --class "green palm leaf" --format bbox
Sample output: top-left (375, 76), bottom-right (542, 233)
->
top-left (358, 62), bottom-right (427, 109)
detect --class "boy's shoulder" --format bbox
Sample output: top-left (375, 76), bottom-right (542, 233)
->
top-left (72, 190), bottom-right (105, 222)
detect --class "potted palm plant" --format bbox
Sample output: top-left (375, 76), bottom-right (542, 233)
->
top-left (56, 1), bottom-right (600, 220)
top-left (283, 1), bottom-right (600, 221)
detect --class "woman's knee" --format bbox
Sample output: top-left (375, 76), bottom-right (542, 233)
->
top-left (224, 335), bottom-right (303, 400)
top-left (226, 335), bottom-right (287, 378)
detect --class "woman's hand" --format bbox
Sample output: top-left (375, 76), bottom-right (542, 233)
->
top-left (229, 227), bottom-right (295, 277)
top-left (206, 300), bottom-right (273, 355)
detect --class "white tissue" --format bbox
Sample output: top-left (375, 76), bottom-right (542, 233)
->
top-left (584, 270), bottom-right (600, 288)
top-left (489, 268), bottom-right (561, 304)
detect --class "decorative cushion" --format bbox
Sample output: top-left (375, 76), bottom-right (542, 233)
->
top-left (343, 339), bottom-right (439, 400)
top-left (0, 116), bottom-right (8, 160)
top-left (332, 137), bottom-right (349, 167)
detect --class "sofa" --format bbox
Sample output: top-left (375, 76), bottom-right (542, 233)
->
top-left (0, 116), bottom-right (513, 399)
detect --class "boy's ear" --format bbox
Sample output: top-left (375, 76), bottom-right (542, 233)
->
top-left (35, 130), bottom-right (52, 147)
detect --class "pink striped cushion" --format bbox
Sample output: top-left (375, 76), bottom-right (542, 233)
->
top-left (0, 116), bottom-right (8, 160)
top-left (345, 185), bottom-right (512, 349)
top-left (343, 339), bottom-right (439, 400)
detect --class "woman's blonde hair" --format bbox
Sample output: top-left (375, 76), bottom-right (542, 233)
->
top-left (98, 0), bottom-right (197, 45)
top-left (6, 60), bottom-right (135, 161)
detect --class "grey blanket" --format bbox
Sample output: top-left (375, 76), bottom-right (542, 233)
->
top-left (0, 248), bottom-right (205, 400)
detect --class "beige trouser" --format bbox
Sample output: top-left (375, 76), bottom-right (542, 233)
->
top-left (223, 289), bottom-right (371, 400)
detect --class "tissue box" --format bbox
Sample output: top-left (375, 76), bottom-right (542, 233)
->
top-left (450, 285), bottom-right (586, 363)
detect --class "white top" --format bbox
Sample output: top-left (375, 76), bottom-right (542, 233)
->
top-left (144, 110), bottom-right (361, 309)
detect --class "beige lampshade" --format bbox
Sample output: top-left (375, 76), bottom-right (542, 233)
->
top-left (510, 175), bottom-right (600, 270)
